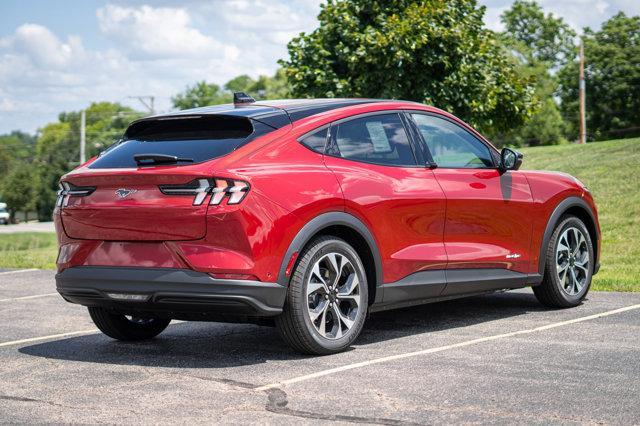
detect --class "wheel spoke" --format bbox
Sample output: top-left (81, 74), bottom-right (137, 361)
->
top-left (310, 263), bottom-right (329, 292)
top-left (338, 273), bottom-right (359, 296)
top-left (309, 300), bottom-right (329, 322)
top-left (331, 304), bottom-right (344, 338)
top-left (569, 268), bottom-right (580, 294)
top-left (317, 304), bottom-right (328, 337)
top-left (335, 305), bottom-right (355, 331)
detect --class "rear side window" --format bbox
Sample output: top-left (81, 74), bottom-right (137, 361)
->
top-left (90, 115), bottom-right (271, 169)
top-left (329, 113), bottom-right (417, 166)
top-left (299, 127), bottom-right (328, 153)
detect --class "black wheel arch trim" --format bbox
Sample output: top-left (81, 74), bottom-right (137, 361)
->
top-left (277, 211), bottom-right (384, 302)
top-left (538, 195), bottom-right (599, 276)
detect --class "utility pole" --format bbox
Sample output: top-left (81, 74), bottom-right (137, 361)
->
top-left (80, 109), bottom-right (86, 163)
top-left (128, 96), bottom-right (155, 115)
top-left (579, 39), bottom-right (587, 144)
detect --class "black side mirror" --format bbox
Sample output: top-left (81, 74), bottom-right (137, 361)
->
top-left (500, 148), bottom-right (523, 172)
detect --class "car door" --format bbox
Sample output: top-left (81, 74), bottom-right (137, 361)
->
top-left (408, 112), bottom-right (534, 294)
top-left (321, 112), bottom-right (447, 292)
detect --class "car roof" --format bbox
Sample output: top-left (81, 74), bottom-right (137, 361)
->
top-left (137, 98), bottom-right (397, 129)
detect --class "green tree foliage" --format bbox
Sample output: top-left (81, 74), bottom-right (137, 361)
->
top-left (281, 0), bottom-right (537, 133)
top-left (0, 131), bottom-right (36, 174)
top-left (33, 102), bottom-right (141, 220)
top-left (491, 0), bottom-right (574, 147)
top-left (172, 70), bottom-right (290, 110)
top-left (0, 167), bottom-right (36, 222)
top-left (500, 0), bottom-right (576, 68)
top-left (558, 13), bottom-right (640, 141)
top-left (172, 81), bottom-right (231, 109)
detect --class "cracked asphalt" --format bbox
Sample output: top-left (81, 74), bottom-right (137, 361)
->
top-left (1, 269), bottom-right (639, 424)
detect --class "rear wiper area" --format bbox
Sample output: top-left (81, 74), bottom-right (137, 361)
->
top-left (133, 153), bottom-right (194, 166)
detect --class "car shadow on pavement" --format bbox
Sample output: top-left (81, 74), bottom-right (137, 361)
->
top-left (19, 290), bottom-right (546, 368)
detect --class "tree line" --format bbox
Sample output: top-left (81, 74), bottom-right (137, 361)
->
top-left (1, 0), bottom-right (638, 222)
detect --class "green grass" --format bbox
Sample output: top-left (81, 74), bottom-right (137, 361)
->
top-left (0, 232), bottom-right (58, 270)
top-left (1, 138), bottom-right (638, 291)
top-left (521, 138), bottom-right (640, 292)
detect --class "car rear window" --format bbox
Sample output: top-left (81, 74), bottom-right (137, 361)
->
top-left (89, 115), bottom-right (272, 169)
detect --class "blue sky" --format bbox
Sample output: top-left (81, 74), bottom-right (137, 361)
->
top-left (1, 0), bottom-right (638, 134)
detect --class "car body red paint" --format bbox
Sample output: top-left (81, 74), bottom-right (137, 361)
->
top-left (54, 98), bottom-right (600, 351)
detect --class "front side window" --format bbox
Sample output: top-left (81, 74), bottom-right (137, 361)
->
top-left (411, 114), bottom-right (494, 168)
top-left (330, 113), bottom-right (417, 167)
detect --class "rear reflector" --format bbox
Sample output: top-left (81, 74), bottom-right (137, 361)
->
top-left (285, 251), bottom-right (299, 277)
top-left (208, 273), bottom-right (259, 281)
top-left (106, 293), bottom-right (149, 301)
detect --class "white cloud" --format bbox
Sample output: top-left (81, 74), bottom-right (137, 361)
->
top-left (96, 4), bottom-right (240, 60)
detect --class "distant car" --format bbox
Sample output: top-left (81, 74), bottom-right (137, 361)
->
top-left (0, 203), bottom-right (9, 225)
top-left (54, 96), bottom-right (600, 354)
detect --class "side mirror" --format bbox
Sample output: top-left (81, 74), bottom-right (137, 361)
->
top-left (500, 147), bottom-right (523, 172)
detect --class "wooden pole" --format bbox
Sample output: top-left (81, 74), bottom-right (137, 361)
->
top-left (579, 39), bottom-right (586, 144)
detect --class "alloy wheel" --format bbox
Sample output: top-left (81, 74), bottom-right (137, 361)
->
top-left (556, 227), bottom-right (590, 296)
top-left (306, 252), bottom-right (362, 339)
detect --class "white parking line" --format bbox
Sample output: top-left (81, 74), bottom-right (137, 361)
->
top-left (0, 269), bottom-right (39, 276)
top-left (0, 293), bottom-right (58, 303)
top-left (0, 320), bottom-right (186, 348)
top-left (0, 329), bottom-right (99, 348)
top-left (255, 303), bottom-right (640, 391)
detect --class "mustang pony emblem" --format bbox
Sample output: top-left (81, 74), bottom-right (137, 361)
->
top-left (115, 188), bottom-right (137, 199)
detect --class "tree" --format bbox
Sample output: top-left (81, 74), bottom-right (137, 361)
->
top-left (490, 0), bottom-right (574, 147)
top-left (33, 102), bottom-right (140, 220)
top-left (281, 0), bottom-right (537, 134)
top-left (0, 131), bottom-right (36, 174)
top-left (501, 0), bottom-right (576, 68)
top-left (490, 53), bottom-right (567, 146)
top-left (172, 81), bottom-right (231, 109)
top-left (0, 167), bottom-right (36, 223)
top-left (173, 71), bottom-right (290, 110)
top-left (558, 13), bottom-right (640, 141)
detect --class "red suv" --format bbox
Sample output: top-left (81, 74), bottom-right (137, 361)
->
top-left (54, 96), bottom-right (600, 354)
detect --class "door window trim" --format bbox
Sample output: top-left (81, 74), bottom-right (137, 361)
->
top-left (405, 111), bottom-right (500, 169)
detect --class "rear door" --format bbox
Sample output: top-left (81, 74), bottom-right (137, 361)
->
top-left (58, 115), bottom-right (267, 241)
top-left (408, 112), bottom-right (533, 280)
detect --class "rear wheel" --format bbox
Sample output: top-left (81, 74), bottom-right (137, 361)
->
top-left (276, 236), bottom-right (368, 355)
top-left (88, 307), bottom-right (171, 341)
top-left (534, 215), bottom-right (594, 308)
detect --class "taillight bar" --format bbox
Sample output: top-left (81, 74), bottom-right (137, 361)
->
top-left (56, 182), bottom-right (95, 207)
top-left (158, 178), bottom-right (250, 206)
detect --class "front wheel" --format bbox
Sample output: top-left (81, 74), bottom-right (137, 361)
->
top-left (88, 307), bottom-right (171, 341)
top-left (534, 215), bottom-right (594, 308)
top-left (276, 236), bottom-right (368, 355)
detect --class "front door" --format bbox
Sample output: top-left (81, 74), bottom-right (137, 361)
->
top-left (408, 112), bottom-right (533, 293)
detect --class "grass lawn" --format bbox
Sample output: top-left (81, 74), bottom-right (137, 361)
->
top-left (522, 137), bottom-right (640, 292)
top-left (0, 232), bottom-right (58, 270)
top-left (0, 138), bottom-right (638, 291)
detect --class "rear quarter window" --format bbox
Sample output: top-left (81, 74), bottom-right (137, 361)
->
top-left (90, 115), bottom-right (272, 169)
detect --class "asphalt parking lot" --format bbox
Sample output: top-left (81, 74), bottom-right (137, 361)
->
top-left (1, 268), bottom-right (639, 424)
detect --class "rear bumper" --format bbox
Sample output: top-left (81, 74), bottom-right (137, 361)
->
top-left (56, 267), bottom-right (286, 317)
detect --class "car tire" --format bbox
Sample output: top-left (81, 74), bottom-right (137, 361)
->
top-left (534, 215), bottom-right (594, 308)
top-left (88, 307), bottom-right (171, 341)
top-left (276, 236), bottom-right (368, 355)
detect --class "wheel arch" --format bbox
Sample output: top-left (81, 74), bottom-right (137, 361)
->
top-left (538, 196), bottom-right (599, 276)
top-left (277, 212), bottom-right (383, 305)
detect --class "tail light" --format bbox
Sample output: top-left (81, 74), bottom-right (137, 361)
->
top-left (158, 178), bottom-right (249, 206)
top-left (57, 182), bottom-right (96, 207)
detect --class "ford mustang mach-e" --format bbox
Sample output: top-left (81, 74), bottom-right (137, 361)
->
top-left (54, 95), bottom-right (600, 354)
